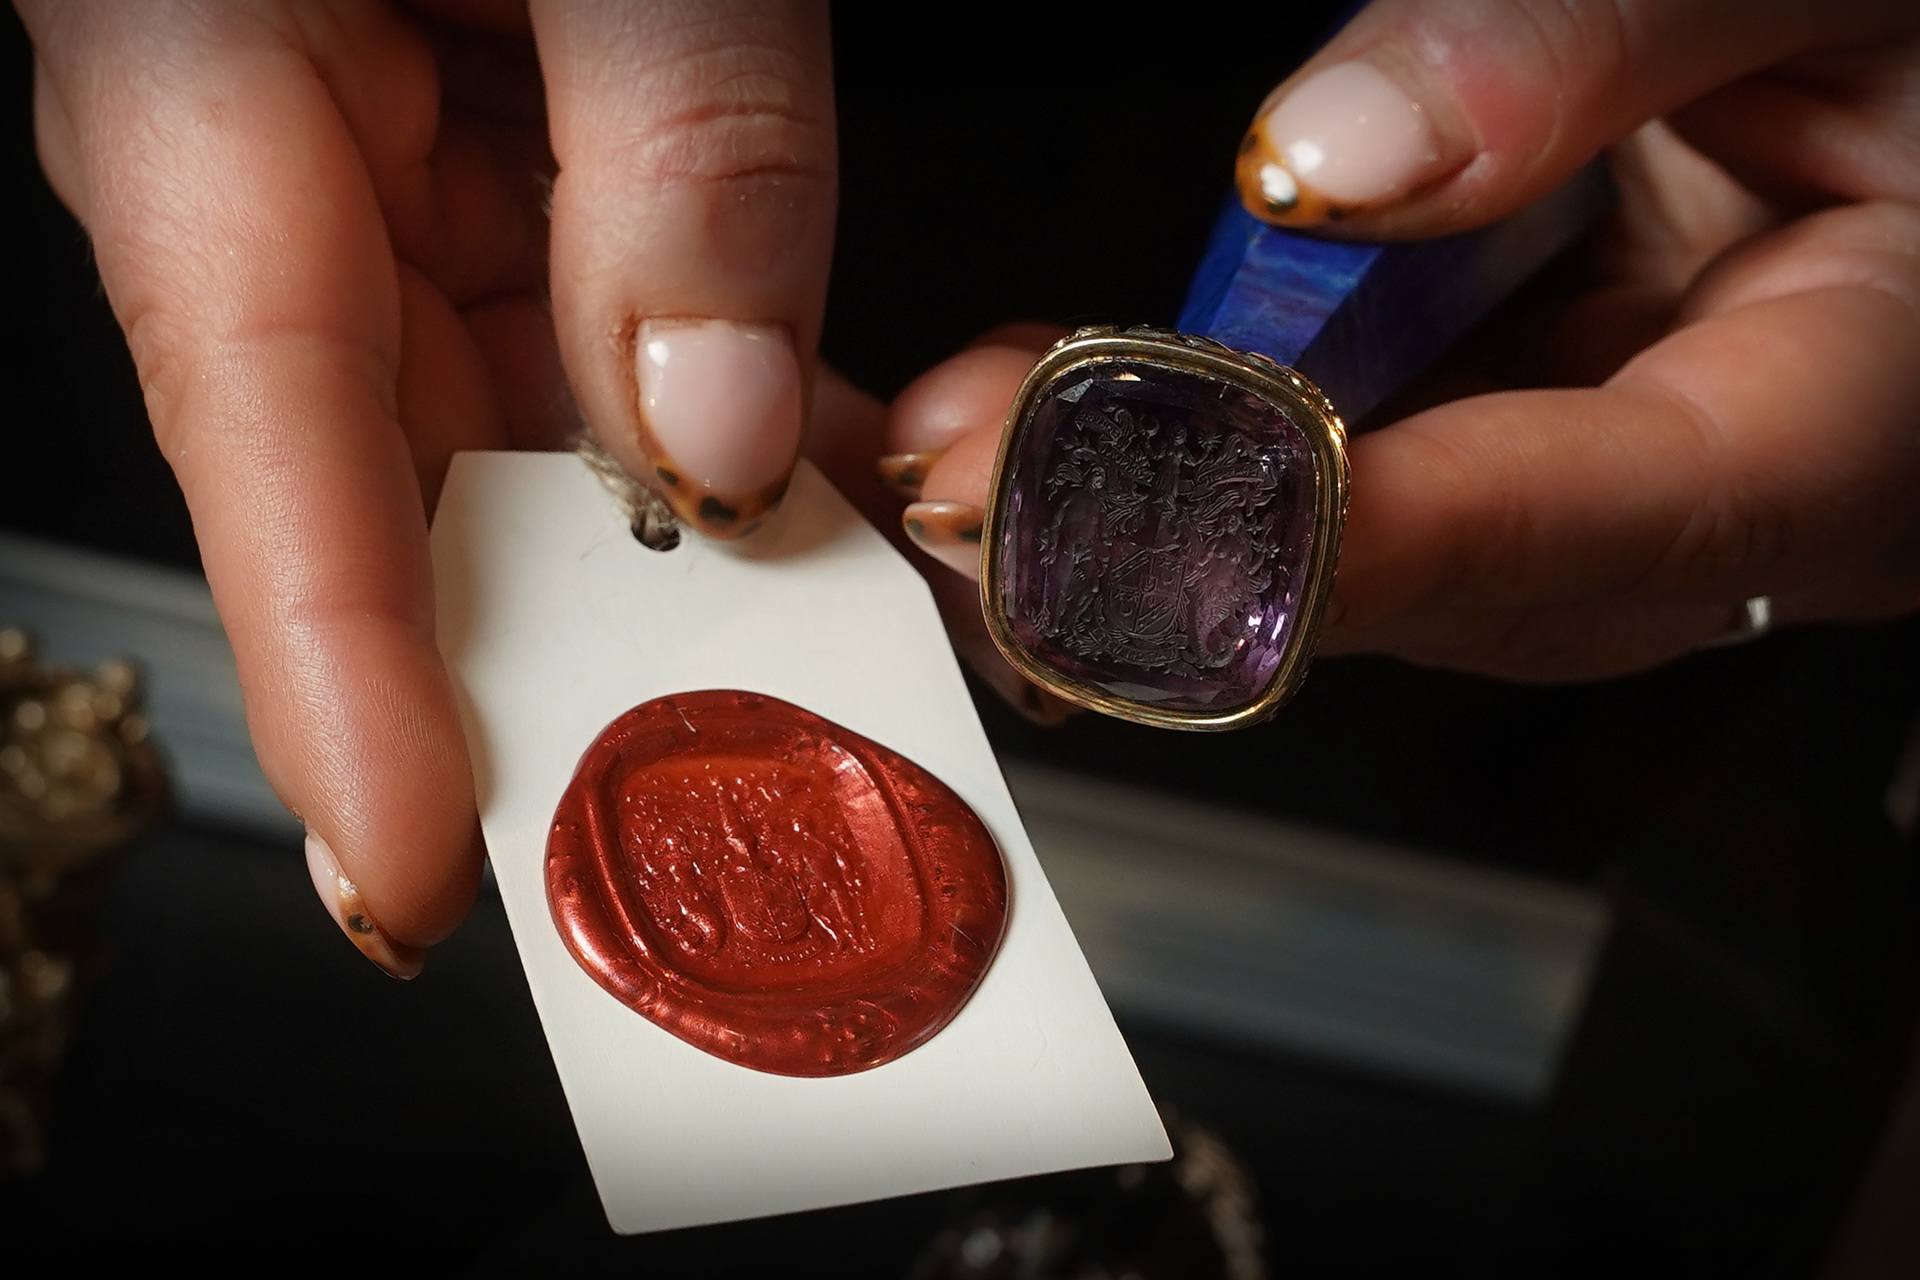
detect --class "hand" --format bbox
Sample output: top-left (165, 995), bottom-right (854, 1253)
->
top-left (21, 0), bottom-right (836, 975)
top-left (883, 0), bottom-right (1920, 691)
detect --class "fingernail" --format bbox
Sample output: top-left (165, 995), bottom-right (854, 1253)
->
top-left (903, 501), bottom-right (984, 581)
top-left (635, 319), bottom-right (803, 539)
top-left (304, 830), bottom-right (424, 980)
top-left (1236, 61), bottom-right (1445, 227)
top-left (877, 451), bottom-right (944, 501)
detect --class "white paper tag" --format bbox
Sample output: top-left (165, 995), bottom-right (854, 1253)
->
top-left (431, 452), bottom-right (1169, 1234)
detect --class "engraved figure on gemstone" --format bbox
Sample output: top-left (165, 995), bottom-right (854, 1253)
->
top-left (1034, 401), bottom-right (1290, 677)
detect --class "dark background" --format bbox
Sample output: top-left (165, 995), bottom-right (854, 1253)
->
top-left (8, 5), bottom-right (1920, 1275)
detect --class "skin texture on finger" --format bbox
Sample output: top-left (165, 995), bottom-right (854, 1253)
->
top-left (874, 327), bottom-right (1058, 488)
top-left (1323, 201), bottom-right (1920, 675)
top-left (914, 428), bottom-right (1002, 522)
top-left (531, 0), bottom-right (836, 538)
top-left (463, 294), bottom-right (579, 451)
top-left (395, 263), bottom-right (511, 508)
top-left (887, 343), bottom-right (1052, 456)
top-left (1363, 123), bottom-right (1777, 401)
top-left (1235, 0), bottom-right (1920, 235)
top-left (397, 115), bottom-right (554, 305)
top-left (885, 332), bottom-right (1049, 581)
top-left (285, 3), bottom-right (552, 306)
top-left (22, 2), bottom-right (482, 950)
top-left (1666, 39), bottom-right (1920, 210)
top-left (894, 396), bottom-right (1010, 588)
top-left (1587, 123), bottom-right (1778, 301)
top-left (878, 338), bottom-right (1061, 499)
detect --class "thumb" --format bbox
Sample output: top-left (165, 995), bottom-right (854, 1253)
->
top-left (530, 0), bottom-right (834, 538)
top-left (1234, 0), bottom-right (1916, 235)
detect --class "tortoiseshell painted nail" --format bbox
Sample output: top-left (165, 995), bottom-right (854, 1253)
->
top-left (1236, 62), bottom-right (1445, 228)
top-left (877, 451), bottom-right (944, 501)
top-left (903, 501), bottom-right (984, 581)
top-left (304, 831), bottom-right (425, 980)
top-left (634, 319), bottom-right (802, 539)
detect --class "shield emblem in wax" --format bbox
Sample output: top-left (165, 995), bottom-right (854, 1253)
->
top-left (545, 690), bottom-right (1007, 1077)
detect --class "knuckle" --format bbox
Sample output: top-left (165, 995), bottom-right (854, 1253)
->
top-left (1400, 423), bottom-right (1540, 599)
top-left (1470, 460), bottom-right (1541, 593)
top-left (122, 304), bottom-right (195, 461)
top-left (1850, 204), bottom-right (1920, 323)
top-left (125, 302), bottom-right (394, 472)
top-left (1505, 0), bottom-right (1632, 95)
top-left (1655, 488), bottom-right (1795, 594)
top-left (1441, 0), bottom-right (1631, 170)
top-left (591, 44), bottom-right (834, 191)
top-left (629, 103), bottom-right (834, 191)
top-left (1626, 383), bottom-right (1792, 595)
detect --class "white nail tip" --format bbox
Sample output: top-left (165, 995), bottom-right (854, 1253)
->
top-left (1259, 163), bottom-right (1300, 208)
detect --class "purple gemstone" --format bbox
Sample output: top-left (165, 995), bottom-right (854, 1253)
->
top-left (995, 358), bottom-right (1319, 715)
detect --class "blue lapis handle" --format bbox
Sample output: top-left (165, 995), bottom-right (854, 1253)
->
top-left (1177, 162), bottom-right (1615, 427)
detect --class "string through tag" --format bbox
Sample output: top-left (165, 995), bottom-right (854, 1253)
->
top-left (571, 432), bottom-right (681, 551)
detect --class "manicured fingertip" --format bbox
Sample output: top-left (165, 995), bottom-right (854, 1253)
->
top-left (304, 830), bottom-right (426, 980)
top-left (1237, 60), bottom-right (1448, 227)
top-left (877, 450), bottom-right (943, 500)
top-left (903, 501), bottom-right (985, 581)
top-left (632, 318), bottom-right (803, 540)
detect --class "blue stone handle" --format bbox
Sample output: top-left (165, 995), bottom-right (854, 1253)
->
top-left (1177, 162), bottom-right (1615, 427)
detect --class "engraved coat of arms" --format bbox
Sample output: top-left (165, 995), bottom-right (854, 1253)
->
top-left (1033, 404), bottom-right (1288, 675)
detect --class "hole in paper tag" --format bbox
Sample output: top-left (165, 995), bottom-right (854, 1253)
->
top-left (632, 521), bottom-right (679, 552)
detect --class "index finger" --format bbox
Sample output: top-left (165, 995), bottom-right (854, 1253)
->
top-left (25, 2), bottom-right (483, 971)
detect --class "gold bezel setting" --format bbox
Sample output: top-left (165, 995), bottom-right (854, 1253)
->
top-left (979, 327), bottom-right (1350, 731)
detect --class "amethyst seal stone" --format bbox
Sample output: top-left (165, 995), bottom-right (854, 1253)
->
top-left (981, 328), bottom-right (1349, 730)
top-left (973, 168), bottom-right (1608, 731)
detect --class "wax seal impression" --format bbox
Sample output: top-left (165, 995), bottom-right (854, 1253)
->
top-left (546, 690), bottom-right (1008, 1077)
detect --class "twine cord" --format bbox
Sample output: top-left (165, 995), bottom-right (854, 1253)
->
top-left (572, 432), bottom-right (680, 551)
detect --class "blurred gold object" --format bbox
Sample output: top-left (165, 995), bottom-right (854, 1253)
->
top-left (0, 628), bottom-right (166, 1175)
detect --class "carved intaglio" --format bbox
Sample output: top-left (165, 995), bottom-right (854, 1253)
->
top-left (546, 690), bottom-right (1008, 1078)
top-left (994, 357), bottom-right (1323, 717)
top-left (611, 762), bottom-right (880, 975)
top-left (1034, 401), bottom-right (1292, 672)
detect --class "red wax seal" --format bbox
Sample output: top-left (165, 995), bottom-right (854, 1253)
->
top-left (545, 690), bottom-right (1009, 1077)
